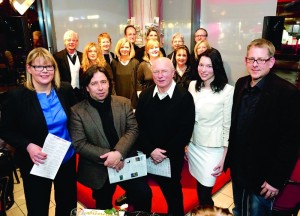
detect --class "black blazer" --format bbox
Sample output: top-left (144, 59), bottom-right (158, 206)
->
top-left (54, 49), bottom-right (83, 83)
top-left (0, 82), bottom-right (77, 171)
top-left (226, 72), bottom-right (300, 193)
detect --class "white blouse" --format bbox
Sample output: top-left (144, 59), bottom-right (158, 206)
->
top-left (188, 81), bottom-right (234, 147)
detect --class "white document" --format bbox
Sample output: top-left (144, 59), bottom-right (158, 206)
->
top-left (107, 154), bottom-right (147, 184)
top-left (30, 133), bottom-right (71, 180)
top-left (147, 157), bottom-right (171, 178)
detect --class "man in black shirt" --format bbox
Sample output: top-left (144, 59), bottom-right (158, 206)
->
top-left (225, 38), bottom-right (299, 216)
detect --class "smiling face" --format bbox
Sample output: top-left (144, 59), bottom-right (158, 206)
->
top-left (27, 57), bottom-right (54, 90)
top-left (88, 46), bottom-right (98, 62)
top-left (194, 29), bottom-right (207, 43)
top-left (64, 33), bottom-right (78, 54)
top-left (147, 30), bottom-right (158, 41)
top-left (196, 42), bottom-right (208, 55)
top-left (198, 56), bottom-right (215, 87)
top-left (175, 48), bottom-right (188, 67)
top-left (100, 37), bottom-right (111, 52)
top-left (119, 42), bottom-right (131, 57)
top-left (152, 58), bottom-right (175, 93)
top-left (172, 36), bottom-right (184, 50)
top-left (125, 27), bottom-right (137, 43)
top-left (147, 44), bottom-right (160, 58)
top-left (245, 46), bottom-right (275, 85)
top-left (86, 71), bottom-right (109, 102)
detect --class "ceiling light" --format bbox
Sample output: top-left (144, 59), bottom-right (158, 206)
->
top-left (10, 0), bottom-right (35, 15)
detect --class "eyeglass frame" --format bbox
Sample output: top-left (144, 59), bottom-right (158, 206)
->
top-left (195, 34), bottom-right (207, 38)
top-left (30, 65), bottom-right (55, 72)
top-left (245, 57), bottom-right (272, 65)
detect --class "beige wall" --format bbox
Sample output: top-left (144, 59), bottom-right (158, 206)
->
top-left (50, 0), bottom-right (278, 83)
top-left (200, 0), bottom-right (277, 84)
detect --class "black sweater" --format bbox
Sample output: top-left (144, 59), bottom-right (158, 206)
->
top-left (135, 85), bottom-right (195, 168)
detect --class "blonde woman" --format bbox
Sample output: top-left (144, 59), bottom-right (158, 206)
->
top-left (80, 42), bottom-right (114, 98)
top-left (0, 48), bottom-right (77, 216)
top-left (193, 40), bottom-right (211, 62)
top-left (112, 37), bottom-right (139, 108)
top-left (137, 39), bottom-right (163, 93)
top-left (136, 27), bottom-right (166, 62)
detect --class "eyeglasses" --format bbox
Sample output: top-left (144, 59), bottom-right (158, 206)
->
top-left (66, 39), bottom-right (78, 42)
top-left (30, 65), bottom-right (54, 72)
top-left (195, 35), bottom-right (207, 38)
top-left (173, 40), bottom-right (183, 44)
top-left (245, 57), bottom-right (272, 65)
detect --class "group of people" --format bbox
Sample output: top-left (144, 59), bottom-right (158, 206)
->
top-left (0, 24), bottom-right (299, 216)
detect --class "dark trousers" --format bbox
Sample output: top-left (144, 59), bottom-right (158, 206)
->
top-left (92, 176), bottom-right (152, 212)
top-left (232, 178), bottom-right (273, 216)
top-left (196, 182), bottom-right (214, 207)
top-left (20, 155), bottom-right (77, 216)
top-left (150, 172), bottom-right (184, 216)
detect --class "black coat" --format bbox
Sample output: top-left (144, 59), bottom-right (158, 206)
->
top-left (225, 72), bottom-right (300, 193)
top-left (54, 49), bottom-right (83, 83)
top-left (0, 82), bottom-right (77, 170)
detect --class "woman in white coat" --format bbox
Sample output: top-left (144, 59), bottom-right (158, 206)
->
top-left (187, 48), bottom-right (234, 206)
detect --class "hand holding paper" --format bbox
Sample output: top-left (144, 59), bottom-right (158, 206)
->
top-left (30, 133), bottom-right (71, 180)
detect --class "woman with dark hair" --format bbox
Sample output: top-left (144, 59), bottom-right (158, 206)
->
top-left (172, 45), bottom-right (194, 89)
top-left (186, 49), bottom-right (233, 206)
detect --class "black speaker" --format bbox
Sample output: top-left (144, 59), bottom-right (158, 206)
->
top-left (262, 16), bottom-right (285, 50)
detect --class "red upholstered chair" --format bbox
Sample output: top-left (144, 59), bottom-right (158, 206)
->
top-left (76, 154), bottom-right (231, 214)
top-left (272, 155), bottom-right (300, 215)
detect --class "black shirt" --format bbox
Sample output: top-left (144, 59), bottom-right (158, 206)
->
top-left (233, 77), bottom-right (265, 185)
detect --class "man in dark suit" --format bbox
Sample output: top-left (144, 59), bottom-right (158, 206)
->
top-left (54, 30), bottom-right (83, 99)
top-left (136, 57), bottom-right (195, 216)
top-left (225, 38), bottom-right (299, 216)
top-left (70, 65), bottom-right (152, 211)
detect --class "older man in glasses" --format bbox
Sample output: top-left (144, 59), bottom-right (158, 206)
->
top-left (225, 38), bottom-right (300, 216)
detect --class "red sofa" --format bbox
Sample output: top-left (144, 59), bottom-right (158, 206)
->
top-left (76, 155), bottom-right (231, 214)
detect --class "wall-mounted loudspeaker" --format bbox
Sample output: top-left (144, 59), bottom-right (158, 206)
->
top-left (262, 16), bottom-right (285, 50)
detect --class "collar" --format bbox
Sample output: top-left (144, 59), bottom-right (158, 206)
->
top-left (153, 80), bottom-right (176, 99)
top-left (247, 76), bottom-right (266, 90)
top-left (67, 50), bottom-right (77, 57)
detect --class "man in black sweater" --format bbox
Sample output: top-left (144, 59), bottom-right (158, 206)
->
top-left (135, 57), bottom-right (195, 216)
